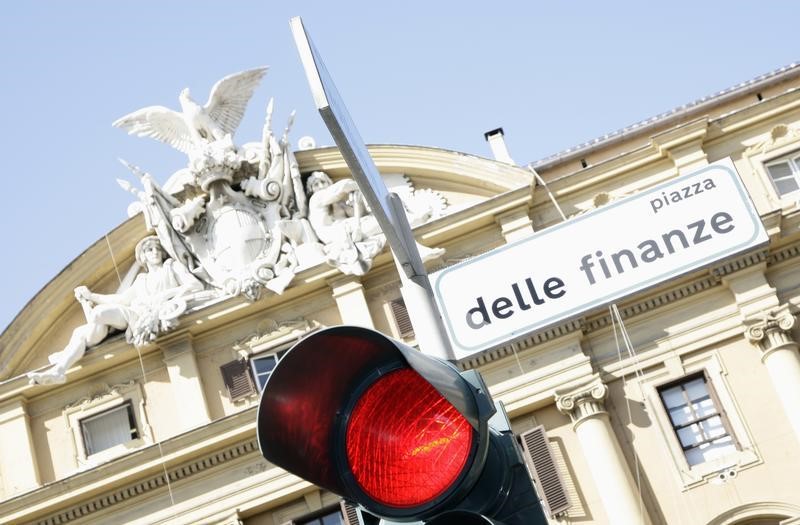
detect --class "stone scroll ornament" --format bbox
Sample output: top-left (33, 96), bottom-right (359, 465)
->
top-left (113, 66), bottom-right (303, 301)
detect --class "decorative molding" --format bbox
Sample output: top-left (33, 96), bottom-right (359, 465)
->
top-left (744, 304), bottom-right (798, 362)
top-left (459, 319), bottom-right (583, 370)
top-left (568, 189), bottom-right (633, 219)
top-left (743, 123), bottom-right (800, 158)
top-left (555, 377), bottom-right (608, 427)
top-left (231, 318), bottom-right (314, 355)
top-left (34, 439), bottom-right (260, 525)
top-left (63, 381), bottom-right (137, 411)
top-left (429, 254), bottom-right (480, 274)
top-left (585, 275), bottom-right (718, 332)
top-left (711, 250), bottom-right (769, 280)
top-left (459, 244), bottom-right (800, 370)
top-left (768, 240), bottom-right (800, 265)
top-left (706, 500), bottom-right (800, 525)
top-left (62, 380), bottom-right (154, 469)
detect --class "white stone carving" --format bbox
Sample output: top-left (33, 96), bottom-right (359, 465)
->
top-left (306, 171), bottom-right (387, 276)
top-left (28, 237), bottom-right (204, 385)
top-left (112, 67), bottom-right (268, 154)
top-left (302, 171), bottom-right (447, 275)
top-left (32, 68), bottom-right (453, 384)
top-left (115, 81), bottom-right (305, 301)
top-left (555, 378), bottom-right (609, 425)
top-left (744, 304), bottom-right (798, 361)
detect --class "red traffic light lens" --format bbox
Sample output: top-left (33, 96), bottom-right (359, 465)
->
top-left (345, 367), bottom-right (473, 508)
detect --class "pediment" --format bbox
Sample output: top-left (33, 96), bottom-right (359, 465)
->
top-left (0, 144), bottom-right (531, 383)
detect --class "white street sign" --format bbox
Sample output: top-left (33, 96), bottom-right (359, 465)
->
top-left (290, 17), bottom-right (454, 360)
top-left (289, 16), bottom-right (424, 278)
top-left (432, 158), bottom-right (768, 359)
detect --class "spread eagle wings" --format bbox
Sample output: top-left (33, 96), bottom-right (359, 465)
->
top-left (112, 106), bottom-right (195, 154)
top-left (112, 67), bottom-right (268, 154)
top-left (205, 67), bottom-right (268, 136)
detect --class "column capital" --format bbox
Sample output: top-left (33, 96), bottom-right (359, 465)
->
top-left (327, 274), bottom-right (364, 298)
top-left (495, 207), bottom-right (534, 243)
top-left (158, 331), bottom-right (195, 361)
top-left (744, 304), bottom-right (798, 362)
top-left (327, 274), bottom-right (374, 328)
top-left (555, 377), bottom-right (608, 426)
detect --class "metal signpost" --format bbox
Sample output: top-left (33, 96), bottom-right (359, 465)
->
top-left (289, 16), bottom-right (453, 360)
top-left (431, 158), bottom-right (769, 359)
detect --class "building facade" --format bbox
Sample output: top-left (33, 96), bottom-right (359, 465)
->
top-left (2, 63), bottom-right (800, 524)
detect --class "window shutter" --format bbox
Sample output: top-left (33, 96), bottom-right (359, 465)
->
top-left (389, 299), bottom-right (415, 339)
top-left (520, 426), bottom-right (570, 517)
top-left (340, 501), bottom-right (360, 525)
top-left (220, 359), bottom-right (256, 401)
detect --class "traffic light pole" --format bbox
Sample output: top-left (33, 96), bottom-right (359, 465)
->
top-left (290, 16), bottom-right (454, 361)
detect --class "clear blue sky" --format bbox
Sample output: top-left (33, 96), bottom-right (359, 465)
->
top-left (1, 1), bottom-right (796, 332)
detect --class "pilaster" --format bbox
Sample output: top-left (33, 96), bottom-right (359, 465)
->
top-left (652, 117), bottom-right (709, 174)
top-left (0, 397), bottom-right (40, 496)
top-left (721, 262), bottom-right (780, 320)
top-left (328, 275), bottom-right (374, 328)
top-left (743, 304), bottom-right (800, 445)
top-left (555, 377), bottom-right (651, 524)
top-left (495, 207), bottom-right (534, 243)
top-left (160, 333), bottom-right (211, 431)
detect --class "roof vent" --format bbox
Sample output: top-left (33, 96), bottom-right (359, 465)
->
top-left (484, 127), bottom-right (515, 165)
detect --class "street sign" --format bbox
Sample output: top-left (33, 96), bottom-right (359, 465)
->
top-left (289, 16), bottom-right (424, 278)
top-left (432, 158), bottom-right (768, 359)
top-left (290, 16), bottom-right (454, 360)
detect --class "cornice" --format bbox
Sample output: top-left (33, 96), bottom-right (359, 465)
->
top-left (531, 63), bottom-right (800, 171)
top-left (0, 218), bottom-right (146, 380)
top-left (0, 406), bottom-right (258, 524)
top-left (583, 273), bottom-right (720, 333)
top-left (712, 88), bottom-right (800, 138)
top-left (459, 319), bottom-right (583, 370)
top-left (31, 439), bottom-right (260, 525)
top-left (650, 117), bottom-right (710, 154)
top-left (295, 144), bottom-right (534, 192)
top-left (465, 244), bottom-right (794, 371)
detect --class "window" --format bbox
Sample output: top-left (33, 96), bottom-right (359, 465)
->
top-left (221, 350), bottom-right (288, 400)
top-left (284, 506), bottom-right (347, 525)
top-left (297, 509), bottom-right (345, 525)
top-left (220, 358), bottom-right (256, 400)
top-left (79, 401), bottom-right (139, 456)
top-left (251, 353), bottom-right (280, 390)
top-left (765, 152), bottom-right (800, 197)
top-left (389, 298), bottom-right (415, 340)
top-left (658, 372), bottom-right (737, 466)
top-left (520, 426), bottom-right (570, 517)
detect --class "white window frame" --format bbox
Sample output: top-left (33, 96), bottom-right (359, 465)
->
top-left (250, 351), bottom-right (283, 391)
top-left (742, 123), bottom-right (800, 207)
top-left (764, 153), bottom-right (800, 198)
top-left (79, 401), bottom-right (140, 457)
top-left (64, 381), bottom-right (153, 469)
top-left (385, 297), bottom-right (417, 343)
top-left (643, 352), bottom-right (760, 488)
top-left (657, 371), bottom-right (738, 467)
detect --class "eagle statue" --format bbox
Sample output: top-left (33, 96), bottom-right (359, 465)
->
top-left (112, 67), bottom-right (268, 154)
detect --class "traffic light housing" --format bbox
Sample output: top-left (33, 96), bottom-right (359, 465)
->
top-left (257, 326), bottom-right (547, 524)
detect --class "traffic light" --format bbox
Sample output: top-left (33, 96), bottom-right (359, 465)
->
top-left (256, 326), bottom-right (548, 524)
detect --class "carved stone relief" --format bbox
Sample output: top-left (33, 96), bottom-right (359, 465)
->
top-left (30, 67), bottom-right (449, 384)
